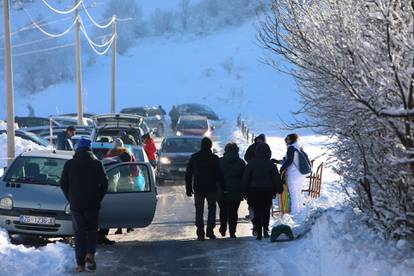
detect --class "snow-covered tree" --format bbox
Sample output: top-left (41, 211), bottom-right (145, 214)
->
top-left (13, 19), bottom-right (74, 95)
top-left (259, 0), bottom-right (414, 241)
top-left (103, 0), bottom-right (147, 54)
top-left (149, 9), bottom-right (177, 36)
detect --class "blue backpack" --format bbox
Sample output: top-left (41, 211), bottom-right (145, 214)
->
top-left (293, 147), bottom-right (311, 175)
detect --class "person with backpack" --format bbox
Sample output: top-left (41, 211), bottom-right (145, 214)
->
top-left (280, 134), bottom-right (311, 215)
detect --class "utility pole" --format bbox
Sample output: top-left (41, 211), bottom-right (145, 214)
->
top-left (75, 0), bottom-right (84, 125)
top-left (110, 15), bottom-right (117, 113)
top-left (3, 0), bottom-right (15, 165)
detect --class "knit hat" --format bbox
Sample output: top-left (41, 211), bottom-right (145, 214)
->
top-left (113, 138), bottom-right (124, 148)
top-left (255, 133), bottom-right (266, 143)
top-left (76, 138), bottom-right (91, 150)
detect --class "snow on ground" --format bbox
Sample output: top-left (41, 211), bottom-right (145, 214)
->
top-left (0, 230), bottom-right (73, 276)
top-left (222, 121), bottom-right (414, 276)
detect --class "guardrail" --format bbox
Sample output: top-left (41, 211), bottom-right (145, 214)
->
top-left (237, 114), bottom-right (255, 144)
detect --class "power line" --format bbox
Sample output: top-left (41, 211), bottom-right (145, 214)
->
top-left (12, 42), bottom-right (76, 57)
top-left (81, 1), bottom-right (115, 29)
top-left (79, 18), bottom-right (114, 48)
top-left (20, 4), bottom-right (78, 38)
top-left (41, 0), bottom-right (84, 15)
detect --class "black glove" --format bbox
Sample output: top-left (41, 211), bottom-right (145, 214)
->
top-left (186, 190), bottom-right (193, 197)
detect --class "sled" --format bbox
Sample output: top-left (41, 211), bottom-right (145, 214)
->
top-left (270, 224), bottom-right (294, 242)
top-left (302, 162), bottom-right (324, 199)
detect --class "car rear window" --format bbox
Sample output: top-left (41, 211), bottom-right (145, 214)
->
top-left (95, 128), bottom-right (140, 145)
top-left (163, 138), bottom-right (201, 153)
top-left (4, 157), bottom-right (67, 186)
top-left (178, 119), bottom-right (208, 129)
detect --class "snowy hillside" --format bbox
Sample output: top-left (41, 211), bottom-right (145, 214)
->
top-left (0, 0), bottom-right (299, 133)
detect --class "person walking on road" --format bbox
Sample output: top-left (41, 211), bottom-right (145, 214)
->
top-left (218, 143), bottom-right (246, 238)
top-left (60, 138), bottom-right (108, 272)
top-left (186, 137), bottom-right (224, 240)
top-left (244, 133), bottom-right (266, 163)
top-left (169, 105), bottom-right (180, 130)
top-left (57, 126), bottom-right (76, 151)
top-left (242, 142), bottom-right (282, 240)
top-left (243, 133), bottom-right (266, 236)
top-left (142, 133), bottom-right (158, 168)
top-left (280, 134), bottom-right (311, 215)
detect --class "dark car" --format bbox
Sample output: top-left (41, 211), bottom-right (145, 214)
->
top-left (176, 104), bottom-right (219, 121)
top-left (0, 129), bottom-right (50, 147)
top-left (14, 116), bottom-right (61, 129)
top-left (37, 126), bottom-right (93, 147)
top-left (176, 115), bottom-right (213, 137)
top-left (157, 136), bottom-right (203, 185)
top-left (120, 106), bottom-right (166, 137)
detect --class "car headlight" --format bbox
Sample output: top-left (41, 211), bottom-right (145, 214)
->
top-left (64, 204), bottom-right (71, 215)
top-left (160, 157), bottom-right (171, 165)
top-left (176, 131), bottom-right (182, 136)
top-left (0, 197), bottom-right (13, 210)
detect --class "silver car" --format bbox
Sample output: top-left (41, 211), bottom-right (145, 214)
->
top-left (0, 150), bottom-right (157, 237)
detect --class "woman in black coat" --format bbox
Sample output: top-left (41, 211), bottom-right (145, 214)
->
top-left (242, 142), bottom-right (282, 240)
top-left (218, 143), bottom-right (246, 238)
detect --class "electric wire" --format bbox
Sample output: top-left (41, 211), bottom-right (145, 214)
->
top-left (20, 4), bottom-right (78, 38)
top-left (81, 1), bottom-right (115, 29)
top-left (41, 0), bottom-right (83, 15)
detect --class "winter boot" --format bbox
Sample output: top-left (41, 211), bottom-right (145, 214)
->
top-left (206, 230), bottom-right (216, 240)
top-left (230, 233), bottom-right (236, 239)
top-left (75, 265), bottom-right (85, 273)
top-left (256, 227), bottom-right (263, 240)
top-left (85, 253), bottom-right (97, 271)
top-left (263, 227), bottom-right (270, 238)
top-left (115, 228), bottom-right (123, 235)
top-left (196, 228), bottom-right (205, 241)
top-left (219, 227), bottom-right (226, 237)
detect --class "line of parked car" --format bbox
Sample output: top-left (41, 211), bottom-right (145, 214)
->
top-left (0, 103), bottom-right (220, 237)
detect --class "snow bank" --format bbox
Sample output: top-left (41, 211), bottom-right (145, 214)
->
top-left (0, 121), bottom-right (6, 131)
top-left (0, 229), bottom-right (74, 275)
top-left (0, 133), bottom-right (45, 169)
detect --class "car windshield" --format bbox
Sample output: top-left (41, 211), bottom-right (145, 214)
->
top-left (178, 119), bottom-right (208, 129)
top-left (16, 117), bottom-right (50, 128)
top-left (95, 128), bottom-right (140, 145)
top-left (146, 109), bottom-right (162, 117)
top-left (121, 108), bottom-right (147, 117)
top-left (163, 138), bottom-right (201, 153)
top-left (4, 157), bottom-right (67, 186)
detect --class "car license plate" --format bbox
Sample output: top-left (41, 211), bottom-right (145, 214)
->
top-left (178, 167), bottom-right (186, 172)
top-left (19, 215), bottom-right (55, 226)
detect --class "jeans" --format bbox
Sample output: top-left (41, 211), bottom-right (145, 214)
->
top-left (218, 200), bottom-right (241, 234)
top-left (71, 209), bottom-right (99, 266)
top-left (194, 192), bottom-right (217, 234)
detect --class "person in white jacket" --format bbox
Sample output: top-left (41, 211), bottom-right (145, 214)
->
top-left (280, 134), bottom-right (309, 215)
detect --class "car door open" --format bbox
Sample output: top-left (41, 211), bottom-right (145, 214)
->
top-left (100, 162), bottom-right (157, 228)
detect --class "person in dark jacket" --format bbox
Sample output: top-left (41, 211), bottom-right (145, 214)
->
top-left (242, 142), bottom-right (282, 240)
top-left (169, 105), bottom-right (180, 130)
top-left (56, 126), bottom-right (76, 151)
top-left (186, 137), bottom-right (224, 240)
top-left (60, 138), bottom-right (108, 273)
top-left (218, 142), bottom-right (246, 238)
top-left (244, 133), bottom-right (265, 163)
